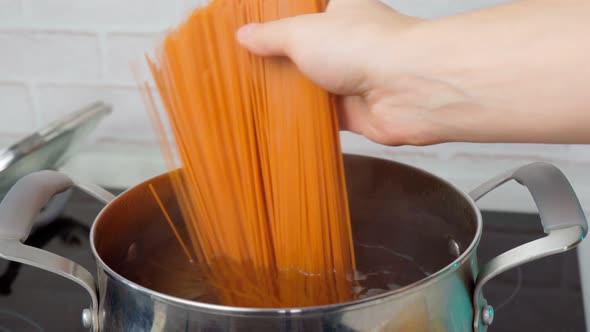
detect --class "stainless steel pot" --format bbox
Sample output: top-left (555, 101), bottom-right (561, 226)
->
top-left (0, 154), bottom-right (586, 331)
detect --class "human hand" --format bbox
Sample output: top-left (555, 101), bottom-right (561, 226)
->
top-left (236, 0), bottom-right (443, 146)
top-left (237, 0), bottom-right (590, 146)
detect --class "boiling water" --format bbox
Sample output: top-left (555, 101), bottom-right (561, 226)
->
top-left (112, 236), bottom-right (432, 306)
top-left (353, 243), bottom-right (431, 299)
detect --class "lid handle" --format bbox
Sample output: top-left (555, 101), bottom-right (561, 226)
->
top-left (0, 170), bottom-right (73, 241)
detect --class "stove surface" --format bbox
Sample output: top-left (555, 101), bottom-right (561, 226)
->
top-left (0, 190), bottom-right (585, 332)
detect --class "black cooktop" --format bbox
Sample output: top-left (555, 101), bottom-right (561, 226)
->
top-left (0, 189), bottom-right (585, 332)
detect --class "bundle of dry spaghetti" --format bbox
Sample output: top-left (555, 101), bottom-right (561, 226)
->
top-left (141, 0), bottom-right (357, 307)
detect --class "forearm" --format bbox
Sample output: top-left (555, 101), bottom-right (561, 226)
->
top-left (389, 0), bottom-right (590, 144)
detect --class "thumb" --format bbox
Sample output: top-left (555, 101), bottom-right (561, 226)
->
top-left (236, 15), bottom-right (312, 56)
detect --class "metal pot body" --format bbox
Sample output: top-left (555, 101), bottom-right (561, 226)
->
top-left (96, 256), bottom-right (477, 332)
top-left (0, 154), bottom-right (586, 332)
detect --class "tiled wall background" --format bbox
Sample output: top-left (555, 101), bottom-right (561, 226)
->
top-left (0, 0), bottom-right (208, 144)
top-left (1, 0), bottom-right (588, 209)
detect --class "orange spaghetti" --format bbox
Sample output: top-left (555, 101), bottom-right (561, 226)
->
top-left (142, 0), bottom-right (357, 307)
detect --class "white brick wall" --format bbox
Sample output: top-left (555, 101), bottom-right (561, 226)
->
top-left (385, 0), bottom-right (514, 18)
top-left (181, 0), bottom-right (210, 14)
top-left (0, 0), bottom-right (589, 205)
top-left (0, 1), bottom-right (188, 144)
top-left (29, 0), bottom-right (180, 27)
top-left (0, 30), bottom-right (100, 81)
top-left (0, 0), bottom-right (23, 25)
top-left (0, 81), bottom-right (35, 135)
top-left (104, 32), bottom-right (166, 83)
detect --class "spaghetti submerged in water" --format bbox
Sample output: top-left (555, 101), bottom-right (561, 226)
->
top-left (142, 0), bottom-right (357, 307)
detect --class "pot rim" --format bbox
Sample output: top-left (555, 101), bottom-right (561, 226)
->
top-left (89, 153), bottom-right (483, 315)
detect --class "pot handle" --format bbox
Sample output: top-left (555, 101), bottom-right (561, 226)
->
top-left (0, 170), bottom-right (116, 332)
top-left (469, 162), bottom-right (588, 332)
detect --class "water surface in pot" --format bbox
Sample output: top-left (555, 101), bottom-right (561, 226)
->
top-left (109, 231), bottom-right (432, 305)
